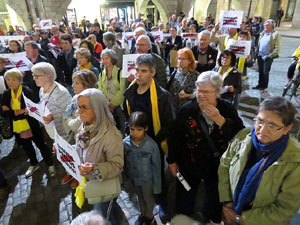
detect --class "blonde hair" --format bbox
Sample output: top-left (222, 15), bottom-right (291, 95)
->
top-left (75, 47), bottom-right (92, 60)
top-left (4, 68), bottom-right (23, 82)
top-left (72, 69), bottom-right (97, 89)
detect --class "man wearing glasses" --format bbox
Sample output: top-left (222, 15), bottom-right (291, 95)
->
top-left (219, 96), bottom-right (300, 225)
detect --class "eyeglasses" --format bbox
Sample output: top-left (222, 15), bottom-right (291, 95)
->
top-left (196, 89), bottom-right (216, 94)
top-left (253, 117), bottom-right (285, 131)
top-left (78, 105), bottom-right (93, 112)
top-left (33, 74), bottom-right (44, 79)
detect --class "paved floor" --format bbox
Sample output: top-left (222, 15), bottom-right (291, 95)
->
top-left (1, 35), bottom-right (300, 225)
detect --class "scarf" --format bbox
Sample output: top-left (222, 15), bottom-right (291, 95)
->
top-left (233, 126), bottom-right (289, 214)
top-left (11, 86), bottom-right (31, 133)
top-left (126, 79), bottom-right (168, 155)
top-left (218, 67), bottom-right (233, 80)
top-left (79, 62), bottom-right (91, 70)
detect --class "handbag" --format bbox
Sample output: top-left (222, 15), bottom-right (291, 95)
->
top-left (85, 175), bottom-right (121, 205)
top-left (0, 116), bottom-right (13, 139)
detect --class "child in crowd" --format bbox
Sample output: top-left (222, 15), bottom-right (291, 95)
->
top-left (123, 112), bottom-right (161, 225)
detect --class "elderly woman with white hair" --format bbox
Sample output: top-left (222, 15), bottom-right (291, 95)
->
top-left (31, 62), bottom-right (72, 140)
top-left (103, 32), bottom-right (123, 69)
top-left (75, 88), bottom-right (124, 223)
top-left (98, 49), bottom-right (126, 136)
top-left (167, 71), bottom-right (244, 223)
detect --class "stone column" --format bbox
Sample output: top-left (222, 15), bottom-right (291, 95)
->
top-left (292, 0), bottom-right (300, 27)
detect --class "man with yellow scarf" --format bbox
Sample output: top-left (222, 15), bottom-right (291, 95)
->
top-left (124, 54), bottom-right (175, 221)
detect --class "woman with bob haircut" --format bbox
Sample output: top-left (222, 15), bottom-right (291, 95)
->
top-left (168, 48), bottom-right (199, 112)
top-left (31, 62), bottom-right (72, 140)
top-left (98, 49), bottom-right (126, 136)
top-left (75, 88), bottom-right (124, 223)
top-left (219, 96), bottom-right (300, 225)
top-left (3, 40), bottom-right (23, 53)
top-left (1, 68), bottom-right (55, 178)
top-left (214, 50), bottom-right (242, 109)
top-left (79, 40), bottom-right (101, 73)
top-left (74, 47), bottom-right (99, 79)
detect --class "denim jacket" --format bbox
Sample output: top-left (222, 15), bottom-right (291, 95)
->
top-left (123, 135), bottom-right (161, 194)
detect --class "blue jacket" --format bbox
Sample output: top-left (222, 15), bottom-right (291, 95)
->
top-left (123, 135), bottom-right (161, 194)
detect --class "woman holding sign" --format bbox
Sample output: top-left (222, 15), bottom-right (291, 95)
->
top-left (76, 88), bottom-right (124, 223)
top-left (0, 68), bottom-right (55, 178)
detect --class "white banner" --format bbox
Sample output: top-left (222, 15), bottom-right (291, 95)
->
top-left (226, 39), bottom-right (251, 58)
top-left (122, 32), bottom-right (135, 50)
top-left (220, 11), bottom-right (243, 28)
top-left (163, 33), bottom-right (171, 41)
top-left (22, 93), bottom-right (45, 124)
top-left (55, 129), bottom-right (82, 185)
top-left (122, 54), bottom-right (140, 78)
top-left (40, 19), bottom-right (52, 30)
top-left (150, 31), bottom-right (163, 42)
top-left (72, 38), bottom-right (81, 49)
top-left (0, 35), bottom-right (25, 48)
top-left (0, 76), bottom-right (6, 94)
top-left (48, 43), bottom-right (61, 59)
top-left (0, 52), bottom-right (33, 72)
top-left (181, 33), bottom-right (198, 39)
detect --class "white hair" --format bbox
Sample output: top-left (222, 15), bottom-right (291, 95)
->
top-left (31, 62), bottom-right (57, 82)
top-left (198, 30), bottom-right (211, 40)
top-left (134, 27), bottom-right (147, 35)
top-left (196, 71), bottom-right (223, 91)
top-left (137, 34), bottom-right (151, 45)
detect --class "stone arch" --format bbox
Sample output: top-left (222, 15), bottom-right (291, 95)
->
top-left (138, 0), bottom-right (168, 23)
top-left (194, 0), bottom-right (212, 22)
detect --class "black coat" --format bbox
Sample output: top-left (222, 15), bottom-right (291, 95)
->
top-left (124, 79), bottom-right (175, 144)
top-left (192, 45), bottom-right (218, 73)
top-left (1, 85), bottom-right (43, 137)
top-left (167, 98), bottom-right (244, 179)
top-left (56, 48), bottom-right (77, 85)
top-left (165, 36), bottom-right (183, 58)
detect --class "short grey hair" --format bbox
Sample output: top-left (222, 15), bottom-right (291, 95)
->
top-left (198, 30), bottom-right (211, 40)
top-left (103, 32), bottom-right (116, 47)
top-left (78, 88), bottom-right (115, 134)
top-left (136, 54), bottom-right (156, 72)
top-left (134, 27), bottom-right (147, 35)
top-left (31, 62), bottom-right (57, 81)
top-left (137, 35), bottom-right (151, 45)
top-left (70, 210), bottom-right (108, 225)
top-left (264, 19), bottom-right (275, 29)
top-left (196, 71), bottom-right (223, 91)
top-left (101, 48), bottom-right (118, 66)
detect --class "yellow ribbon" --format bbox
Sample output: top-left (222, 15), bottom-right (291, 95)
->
top-left (11, 86), bottom-right (30, 133)
top-left (80, 62), bottom-right (92, 70)
top-left (238, 57), bottom-right (246, 73)
top-left (74, 176), bottom-right (86, 208)
top-left (126, 79), bottom-right (168, 155)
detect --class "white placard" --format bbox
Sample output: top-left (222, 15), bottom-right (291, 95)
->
top-left (72, 38), bottom-right (81, 49)
top-left (0, 52), bottom-right (33, 72)
top-left (22, 93), bottom-right (45, 124)
top-left (150, 31), bottom-right (163, 42)
top-left (122, 54), bottom-right (140, 78)
top-left (0, 35), bottom-right (25, 48)
top-left (122, 32), bottom-right (135, 50)
top-left (48, 43), bottom-right (61, 59)
top-left (181, 33), bottom-right (198, 39)
top-left (226, 39), bottom-right (251, 58)
top-left (163, 33), bottom-right (171, 41)
top-left (0, 76), bottom-right (6, 94)
top-left (40, 19), bottom-right (52, 30)
top-left (220, 11), bottom-right (243, 28)
top-left (55, 129), bottom-right (82, 185)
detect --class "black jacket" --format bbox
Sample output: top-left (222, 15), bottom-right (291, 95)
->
top-left (56, 48), bottom-right (77, 85)
top-left (165, 36), bottom-right (183, 58)
top-left (124, 79), bottom-right (175, 145)
top-left (167, 98), bottom-right (244, 179)
top-left (192, 45), bottom-right (218, 73)
top-left (1, 85), bottom-right (43, 136)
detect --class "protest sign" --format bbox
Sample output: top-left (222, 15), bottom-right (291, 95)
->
top-left (72, 38), bottom-right (81, 49)
top-left (163, 33), bottom-right (171, 41)
top-left (48, 43), bottom-right (61, 59)
top-left (55, 129), bottom-right (82, 185)
top-left (151, 31), bottom-right (163, 42)
top-left (122, 32), bottom-right (135, 50)
top-left (226, 39), bottom-right (251, 58)
top-left (220, 11), bottom-right (243, 28)
top-left (0, 35), bottom-right (25, 49)
top-left (40, 19), bottom-right (52, 30)
top-left (122, 54), bottom-right (140, 78)
top-left (181, 33), bottom-right (198, 39)
top-left (0, 76), bottom-right (6, 94)
top-left (0, 52), bottom-right (33, 72)
top-left (22, 93), bottom-right (45, 124)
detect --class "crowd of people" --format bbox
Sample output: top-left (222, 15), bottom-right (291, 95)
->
top-left (0, 11), bottom-right (299, 225)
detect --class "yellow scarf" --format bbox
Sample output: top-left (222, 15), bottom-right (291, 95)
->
top-left (237, 57), bottom-right (246, 73)
top-left (126, 79), bottom-right (168, 155)
top-left (224, 32), bottom-right (238, 48)
top-left (74, 176), bottom-right (86, 208)
top-left (11, 86), bottom-right (30, 133)
top-left (80, 62), bottom-right (91, 70)
top-left (218, 67), bottom-right (233, 80)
